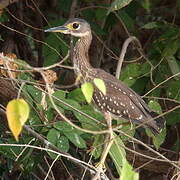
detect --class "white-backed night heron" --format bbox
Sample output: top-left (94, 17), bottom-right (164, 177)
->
top-left (45, 18), bottom-right (164, 134)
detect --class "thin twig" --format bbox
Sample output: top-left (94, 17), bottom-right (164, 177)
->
top-left (143, 72), bottom-right (180, 97)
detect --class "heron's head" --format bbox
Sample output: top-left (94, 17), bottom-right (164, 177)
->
top-left (45, 18), bottom-right (91, 37)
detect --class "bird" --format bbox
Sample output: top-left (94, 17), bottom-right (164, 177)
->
top-left (45, 18), bottom-right (165, 135)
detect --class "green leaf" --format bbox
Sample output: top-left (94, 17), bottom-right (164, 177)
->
top-left (93, 78), bottom-right (106, 95)
top-left (148, 100), bottom-right (162, 114)
top-left (57, 136), bottom-right (69, 152)
top-left (108, 0), bottom-right (134, 14)
top-left (74, 105), bottom-right (104, 131)
top-left (162, 39), bottom-right (179, 57)
top-left (166, 80), bottom-right (180, 101)
top-left (60, 99), bottom-right (81, 111)
top-left (47, 129), bottom-right (69, 152)
top-left (90, 135), bottom-right (104, 159)
top-left (142, 22), bottom-right (159, 29)
top-left (117, 119), bottom-right (136, 141)
top-left (109, 134), bottom-right (126, 175)
top-left (122, 77), bottom-right (136, 87)
top-left (166, 109), bottom-right (180, 125)
top-left (52, 90), bottom-right (66, 99)
top-left (51, 90), bottom-right (81, 111)
top-left (166, 56), bottom-right (180, 80)
top-left (153, 128), bottom-right (166, 149)
top-left (6, 99), bottom-right (30, 141)
top-left (95, 8), bottom-right (107, 20)
top-left (47, 128), bottom-right (60, 146)
top-left (0, 139), bottom-right (23, 160)
top-left (47, 128), bottom-right (69, 159)
top-left (146, 128), bottom-right (166, 150)
top-left (120, 160), bottom-right (139, 180)
top-left (25, 85), bottom-right (42, 104)
top-left (120, 64), bottom-right (141, 87)
top-left (43, 33), bottom-right (68, 66)
top-left (68, 88), bottom-right (86, 102)
top-left (141, 0), bottom-right (151, 12)
top-left (140, 63), bottom-right (151, 76)
top-left (118, 10), bottom-right (135, 32)
top-left (54, 121), bottom-right (83, 134)
top-left (64, 132), bottom-right (87, 149)
top-left (81, 82), bottom-right (94, 103)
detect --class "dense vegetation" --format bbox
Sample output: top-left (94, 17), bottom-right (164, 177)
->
top-left (0, 0), bottom-right (179, 179)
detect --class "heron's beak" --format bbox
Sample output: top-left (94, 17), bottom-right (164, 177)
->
top-left (44, 26), bottom-right (69, 33)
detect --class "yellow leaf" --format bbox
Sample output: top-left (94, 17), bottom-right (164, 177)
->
top-left (6, 99), bottom-right (30, 141)
top-left (81, 82), bottom-right (94, 103)
top-left (93, 78), bottom-right (106, 95)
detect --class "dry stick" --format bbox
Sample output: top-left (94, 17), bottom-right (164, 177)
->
top-left (115, 36), bottom-right (138, 79)
top-left (44, 154), bottom-right (60, 180)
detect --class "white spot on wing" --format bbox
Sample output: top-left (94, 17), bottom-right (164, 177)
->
top-left (120, 102), bottom-right (125, 107)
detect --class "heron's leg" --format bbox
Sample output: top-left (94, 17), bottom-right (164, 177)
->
top-left (75, 73), bottom-right (82, 85)
top-left (95, 112), bottom-right (114, 169)
top-left (99, 112), bottom-right (114, 166)
top-left (92, 112), bottom-right (114, 180)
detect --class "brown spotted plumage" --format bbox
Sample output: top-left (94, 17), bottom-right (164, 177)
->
top-left (45, 18), bottom-right (164, 134)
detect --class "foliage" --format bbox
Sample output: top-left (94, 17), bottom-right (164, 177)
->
top-left (0, 0), bottom-right (179, 179)
top-left (6, 99), bottom-right (30, 141)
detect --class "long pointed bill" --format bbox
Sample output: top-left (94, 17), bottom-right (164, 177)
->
top-left (44, 26), bottom-right (68, 33)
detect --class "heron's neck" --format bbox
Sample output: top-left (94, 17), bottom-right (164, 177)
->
top-left (72, 32), bottom-right (93, 75)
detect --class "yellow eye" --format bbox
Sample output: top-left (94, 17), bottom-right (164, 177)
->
top-left (72, 23), bottom-right (80, 29)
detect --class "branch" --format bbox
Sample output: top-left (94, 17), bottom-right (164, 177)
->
top-left (115, 36), bottom-right (138, 79)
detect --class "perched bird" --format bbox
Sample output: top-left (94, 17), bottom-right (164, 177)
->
top-left (45, 18), bottom-right (164, 134)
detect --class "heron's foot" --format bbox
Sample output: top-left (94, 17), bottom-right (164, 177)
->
top-left (95, 161), bottom-right (106, 171)
top-left (92, 162), bottom-right (106, 180)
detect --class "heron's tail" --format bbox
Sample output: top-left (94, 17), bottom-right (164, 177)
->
top-left (149, 111), bottom-right (165, 135)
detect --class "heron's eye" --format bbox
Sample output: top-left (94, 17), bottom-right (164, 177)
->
top-left (72, 23), bottom-right (80, 29)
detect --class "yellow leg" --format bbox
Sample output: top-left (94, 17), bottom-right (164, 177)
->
top-left (93, 112), bottom-right (114, 179)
